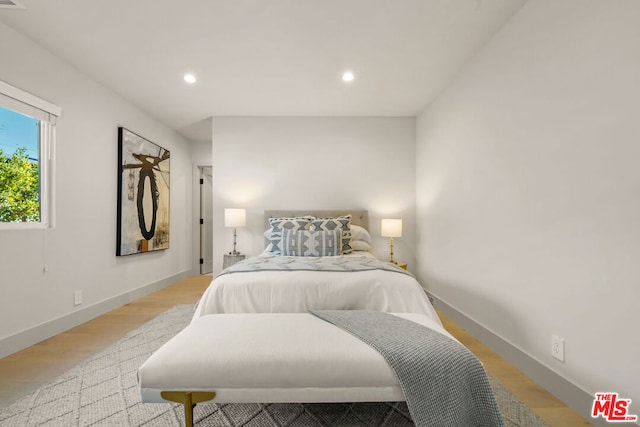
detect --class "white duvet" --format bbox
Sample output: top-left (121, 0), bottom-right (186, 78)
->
top-left (192, 253), bottom-right (441, 325)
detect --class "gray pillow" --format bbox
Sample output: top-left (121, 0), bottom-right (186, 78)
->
top-left (265, 216), bottom-right (313, 254)
top-left (281, 229), bottom-right (342, 257)
top-left (310, 215), bottom-right (353, 254)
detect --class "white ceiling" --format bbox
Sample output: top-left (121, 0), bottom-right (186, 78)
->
top-left (0, 0), bottom-right (526, 142)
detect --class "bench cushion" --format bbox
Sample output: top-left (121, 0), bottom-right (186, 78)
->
top-left (138, 312), bottom-right (450, 403)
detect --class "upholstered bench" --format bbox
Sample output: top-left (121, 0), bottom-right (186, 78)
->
top-left (138, 312), bottom-right (444, 426)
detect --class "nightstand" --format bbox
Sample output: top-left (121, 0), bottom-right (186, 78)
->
top-left (223, 253), bottom-right (245, 269)
top-left (396, 262), bottom-right (408, 271)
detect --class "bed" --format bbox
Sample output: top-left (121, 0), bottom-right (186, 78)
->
top-left (192, 210), bottom-right (439, 324)
top-left (138, 210), bottom-right (504, 427)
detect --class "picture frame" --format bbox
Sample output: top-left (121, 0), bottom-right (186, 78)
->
top-left (116, 127), bottom-right (170, 256)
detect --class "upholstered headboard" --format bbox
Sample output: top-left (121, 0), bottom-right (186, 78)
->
top-left (264, 210), bottom-right (369, 231)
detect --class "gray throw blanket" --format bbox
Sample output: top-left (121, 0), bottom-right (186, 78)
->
top-left (218, 254), bottom-right (412, 277)
top-left (311, 310), bottom-right (505, 427)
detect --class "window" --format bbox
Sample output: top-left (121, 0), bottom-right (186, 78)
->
top-left (0, 81), bottom-right (61, 229)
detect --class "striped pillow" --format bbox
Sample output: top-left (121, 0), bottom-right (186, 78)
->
top-left (310, 215), bottom-right (353, 254)
top-left (281, 229), bottom-right (342, 257)
top-left (266, 216), bottom-right (313, 254)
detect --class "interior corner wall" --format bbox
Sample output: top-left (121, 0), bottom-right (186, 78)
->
top-left (415, 0), bottom-right (640, 418)
top-left (0, 21), bottom-right (194, 356)
top-left (211, 116), bottom-right (416, 275)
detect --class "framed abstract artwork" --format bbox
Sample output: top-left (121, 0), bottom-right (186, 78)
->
top-left (117, 127), bottom-right (170, 256)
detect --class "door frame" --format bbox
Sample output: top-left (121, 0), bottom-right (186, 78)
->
top-left (194, 164), bottom-right (213, 274)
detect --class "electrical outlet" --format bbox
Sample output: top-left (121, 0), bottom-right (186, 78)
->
top-left (551, 334), bottom-right (565, 362)
top-left (74, 290), bottom-right (82, 306)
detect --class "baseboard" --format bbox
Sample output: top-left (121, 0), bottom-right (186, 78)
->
top-left (429, 293), bottom-right (621, 427)
top-left (0, 270), bottom-right (193, 359)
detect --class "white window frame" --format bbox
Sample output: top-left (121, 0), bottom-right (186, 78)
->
top-left (0, 80), bottom-right (61, 230)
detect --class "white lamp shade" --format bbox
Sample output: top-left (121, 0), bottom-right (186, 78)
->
top-left (381, 218), bottom-right (402, 238)
top-left (224, 208), bottom-right (246, 227)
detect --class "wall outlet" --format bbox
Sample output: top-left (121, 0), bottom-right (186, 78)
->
top-left (74, 290), bottom-right (82, 306)
top-left (551, 334), bottom-right (565, 362)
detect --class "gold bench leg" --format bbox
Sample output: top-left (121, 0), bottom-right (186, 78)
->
top-left (161, 391), bottom-right (216, 427)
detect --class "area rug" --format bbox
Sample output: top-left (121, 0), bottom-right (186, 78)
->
top-left (0, 305), bottom-right (548, 427)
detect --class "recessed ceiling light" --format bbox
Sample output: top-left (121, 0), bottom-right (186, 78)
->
top-left (342, 71), bottom-right (354, 82)
top-left (183, 73), bottom-right (197, 84)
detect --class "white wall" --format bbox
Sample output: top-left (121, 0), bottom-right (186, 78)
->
top-left (416, 0), bottom-right (640, 417)
top-left (211, 117), bottom-right (416, 274)
top-left (191, 139), bottom-right (213, 164)
top-left (0, 21), bottom-right (194, 356)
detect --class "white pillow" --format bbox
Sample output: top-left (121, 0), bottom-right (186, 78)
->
top-left (351, 240), bottom-right (371, 252)
top-left (350, 224), bottom-right (372, 244)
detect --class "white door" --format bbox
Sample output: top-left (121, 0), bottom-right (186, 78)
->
top-left (199, 166), bottom-right (213, 274)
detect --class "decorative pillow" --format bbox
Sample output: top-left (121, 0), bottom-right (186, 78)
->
top-left (281, 229), bottom-right (342, 257)
top-left (351, 240), bottom-right (371, 252)
top-left (263, 228), bottom-right (274, 253)
top-left (350, 224), bottom-right (372, 244)
top-left (265, 216), bottom-right (313, 254)
top-left (310, 215), bottom-right (352, 254)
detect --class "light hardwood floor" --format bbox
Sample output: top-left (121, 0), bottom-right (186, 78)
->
top-left (0, 275), bottom-right (592, 426)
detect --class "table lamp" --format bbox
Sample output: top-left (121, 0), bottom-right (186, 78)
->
top-left (381, 218), bottom-right (402, 264)
top-left (224, 208), bottom-right (246, 255)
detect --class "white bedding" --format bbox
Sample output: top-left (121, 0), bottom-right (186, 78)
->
top-left (192, 252), bottom-right (441, 325)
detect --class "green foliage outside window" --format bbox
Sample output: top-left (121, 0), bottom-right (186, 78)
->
top-left (0, 147), bottom-right (40, 222)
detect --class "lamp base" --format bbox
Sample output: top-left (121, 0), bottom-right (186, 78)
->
top-left (388, 237), bottom-right (396, 264)
top-left (230, 227), bottom-right (241, 257)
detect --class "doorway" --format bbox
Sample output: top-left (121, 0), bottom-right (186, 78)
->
top-left (199, 166), bottom-right (213, 274)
